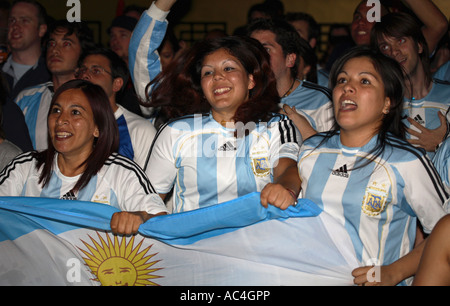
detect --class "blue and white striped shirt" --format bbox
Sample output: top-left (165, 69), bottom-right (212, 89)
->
top-left (15, 81), bottom-right (54, 151)
top-left (403, 79), bottom-right (450, 158)
top-left (0, 152), bottom-right (168, 215)
top-left (128, 2), bottom-right (168, 117)
top-left (433, 137), bottom-right (450, 194)
top-left (281, 80), bottom-right (334, 133)
top-left (298, 132), bottom-right (447, 271)
top-left (148, 113), bottom-right (301, 213)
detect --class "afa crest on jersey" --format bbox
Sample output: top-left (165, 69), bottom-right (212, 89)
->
top-left (251, 156), bottom-right (270, 177)
top-left (250, 143), bottom-right (271, 177)
top-left (362, 182), bottom-right (389, 216)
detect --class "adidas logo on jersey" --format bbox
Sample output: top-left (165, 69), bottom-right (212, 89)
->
top-left (218, 141), bottom-right (236, 151)
top-left (413, 114), bottom-right (425, 125)
top-left (332, 164), bottom-right (349, 178)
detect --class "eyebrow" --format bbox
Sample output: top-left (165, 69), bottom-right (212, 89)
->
top-left (53, 102), bottom-right (87, 111)
top-left (338, 70), bottom-right (380, 80)
top-left (261, 42), bottom-right (275, 48)
top-left (202, 58), bottom-right (239, 68)
top-left (81, 64), bottom-right (105, 69)
top-left (48, 37), bottom-right (76, 43)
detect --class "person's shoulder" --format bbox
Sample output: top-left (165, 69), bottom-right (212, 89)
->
top-left (0, 151), bottom-right (38, 172)
top-left (103, 152), bottom-right (146, 174)
top-left (164, 113), bottom-right (209, 130)
top-left (15, 81), bottom-right (53, 100)
top-left (0, 139), bottom-right (22, 155)
top-left (303, 131), bottom-right (336, 148)
top-left (385, 134), bottom-right (430, 162)
top-left (118, 105), bottom-right (156, 131)
top-left (301, 81), bottom-right (332, 100)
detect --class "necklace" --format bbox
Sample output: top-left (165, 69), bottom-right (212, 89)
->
top-left (281, 79), bottom-right (296, 98)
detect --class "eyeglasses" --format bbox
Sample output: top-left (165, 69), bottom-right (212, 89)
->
top-left (74, 65), bottom-right (113, 78)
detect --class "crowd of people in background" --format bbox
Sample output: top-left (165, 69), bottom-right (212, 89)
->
top-left (0, 0), bottom-right (450, 286)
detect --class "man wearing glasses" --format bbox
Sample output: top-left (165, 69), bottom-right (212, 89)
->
top-left (76, 48), bottom-right (157, 171)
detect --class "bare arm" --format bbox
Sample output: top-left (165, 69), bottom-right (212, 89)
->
top-left (154, 0), bottom-right (177, 12)
top-left (402, 0), bottom-right (448, 53)
top-left (413, 215), bottom-right (450, 286)
top-left (352, 238), bottom-right (427, 286)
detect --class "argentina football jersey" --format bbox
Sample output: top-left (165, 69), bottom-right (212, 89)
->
top-left (113, 105), bottom-right (157, 171)
top-left (433, 137), bottom-right (450, 194)
top-left (15, 81), bottom-right (54, 151)
top-left (297, 132), bottom-right (447, 274)
top-left (403, 79), bottom-right (450, 158)
top-left (128, 2), bottom-right (167, 117)
top-left (433, 61), bottom-right (450, 83)
top-left (281, 80), bottom-right (334, 133)
top-left (0, 152), bottom-right (165, 215)
top-left (147, 113), bottom-right (300, 213)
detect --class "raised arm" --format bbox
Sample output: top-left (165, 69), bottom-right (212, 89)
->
top-left (128, 0), bottom-right (177, 116)
top-left (402, 0), bottom-right (448, 53)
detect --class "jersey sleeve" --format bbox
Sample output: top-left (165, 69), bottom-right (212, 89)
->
top-left (400, 154), bottom-right (448, 233)
top-left (146, 124), bottom-right (178, 194)
top-left (268, 116), bottom-right (301, 166)
top-left (128, 2), bottom-right (169, 116)
top-left (0, 153), bottom-right (35, 196)
top-left (433, 137), bottom-right (450, 194)
top-left (110, 155), bottom-right (168, 215)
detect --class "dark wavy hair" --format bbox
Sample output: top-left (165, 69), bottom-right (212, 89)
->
top-left (35, 79), bottom-right (119, 191)
top-left (44, 19), bottom-right (96, 56)
top-left (145, 35), bottom-right (279, 126)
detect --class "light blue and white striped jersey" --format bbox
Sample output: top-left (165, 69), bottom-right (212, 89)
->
top-left (403, 79), bottom-right (450, 158)
top-left (281, 80), bottom-right (334, 133)
top-left (128, 2), bottom-right (167, 117)
top-left (298, 132), bottom-right (448, 272)
top-left (14, 81), bottom-right (54, 151)
top-left (433, 137), bottom-right (450, 194)
top-left (0, 152), bottom-right (168, 215)
top-left (317, 68), bottom-right (330, 88)
top-left (147, 113), bottom-right (301, 213)
top-left (114, 105), bottom-right (157, 171)
top-left (433, 60), bottom-right (450, 83)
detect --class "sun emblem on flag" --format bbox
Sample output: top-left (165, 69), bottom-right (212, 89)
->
top-left (77, 232), bottom-right (163, 286)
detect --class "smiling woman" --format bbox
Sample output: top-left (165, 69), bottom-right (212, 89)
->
top-left (144, 36), bottom-right (302, 213)
top-left (0, 79), bottom-right (168, 235)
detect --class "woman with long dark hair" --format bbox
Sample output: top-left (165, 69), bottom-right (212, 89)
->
top-left (146, 36), bottom-right (301, 213)
top-left (0, 80), bottom-right (168, 234)
top-left (297, 46), bottom-right (448, 285)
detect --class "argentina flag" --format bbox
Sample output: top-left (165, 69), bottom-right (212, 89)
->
top-left (0, 193), bottom-right (359, 286)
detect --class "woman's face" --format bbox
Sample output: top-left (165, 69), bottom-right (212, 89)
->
top-left (332, 56), bottom-right (391, 136)
top-left (48, 88), bottom-right (99, 159)
top-left (200, 48), bottom-right (255, 122)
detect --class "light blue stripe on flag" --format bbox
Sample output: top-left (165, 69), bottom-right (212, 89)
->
top-left (0, 193), bottom-right (359, 286)
top-left (0, 193), bottom-right (320, 244)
